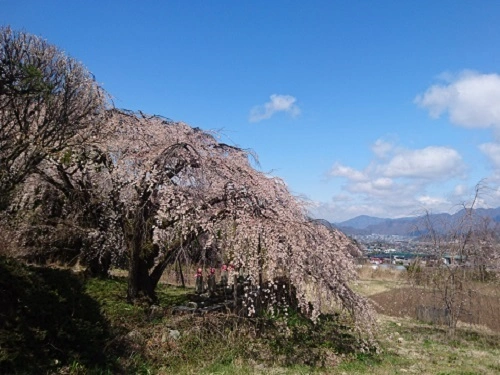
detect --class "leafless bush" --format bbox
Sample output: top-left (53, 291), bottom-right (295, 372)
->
top-left (407, 182), bottom-right (500, 335)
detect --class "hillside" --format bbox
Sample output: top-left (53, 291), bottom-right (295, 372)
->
top-left (2, 257), bottom-right (499, 374)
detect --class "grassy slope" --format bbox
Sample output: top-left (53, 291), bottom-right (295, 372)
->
top-left (349, 267), bottom-right (500, 375)
top-left (1, 258), bottom-right (499, 374)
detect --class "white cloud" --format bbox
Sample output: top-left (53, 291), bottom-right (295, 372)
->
top-left (319, 140), bottom-right (469, 222)
top-left (371, 138), bottom-right (394, 158)
top-left (249, 94), bottom-right (300, 122)
top-left (417, 195), bottom-right (449, 207)
top-left (373, 177), bottom-right (394, 189)
top-left (348, 178), bottom-right (395, 196)
top-left (312, 71), bottom-right (500, 222)
top-left (309, 199), bottom-right (390, 222)
top-left (329, 163), bottom-right (367, 181)
top-left (382, 146), bottom-right (463, 179)
top-left (479, 142), bottom-right (500, 168)
top-left (415, 71), bottom-right (500, 129)
top-left (308, 186), bottom-right (427, 222)
top-left (453, 184), bottom-right (468, 197)
top-left (330, 145), bottom-right (463, 183)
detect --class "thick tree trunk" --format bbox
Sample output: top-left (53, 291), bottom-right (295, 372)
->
top-left (149, 258), bottom-right (171, 290)
top-left (125, 196), bottom-right (193, 302)
top-left (126, 203), bottom-right (157, 303)
top-left (127, 243), bottom-right (156, 303)
top-left (177, 258), bottom-right (185, 288)
top-left (85, 252), bottom-right (111, 278)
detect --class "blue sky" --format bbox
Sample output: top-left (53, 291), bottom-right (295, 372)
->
top-left (3, 0), bottom-right (500, 222)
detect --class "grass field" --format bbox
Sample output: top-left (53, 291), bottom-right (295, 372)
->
top-left (1, 259), bottom-right (499, 374)
top-left (351, 266), bottom-right (500, 375)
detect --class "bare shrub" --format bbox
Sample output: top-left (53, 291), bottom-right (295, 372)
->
top-left (406, 183), bottom-right (500, 335)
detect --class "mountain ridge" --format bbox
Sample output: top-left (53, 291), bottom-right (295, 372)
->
top-left (334, 207), bottom-right (500, 236)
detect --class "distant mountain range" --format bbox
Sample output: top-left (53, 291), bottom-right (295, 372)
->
top-left (334, 207), bottom-right (500, 236)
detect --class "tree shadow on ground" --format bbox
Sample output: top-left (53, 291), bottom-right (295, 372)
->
top-left (0, 256), bottom-right (117, 374)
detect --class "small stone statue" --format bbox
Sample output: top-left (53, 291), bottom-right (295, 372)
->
top-left (208, 267), bottom-right (216, 296)
top-left (220, 264), bottom-right (228, 287)
top-left (195, 267), bottom-right (203, 294)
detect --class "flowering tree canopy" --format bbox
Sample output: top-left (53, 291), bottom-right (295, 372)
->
top-left (8, 109), bottom-right (373, 327)
top-left (104, 110), bottom-right (374, 325)
top-left (1, 28), bottom-right (373, 330)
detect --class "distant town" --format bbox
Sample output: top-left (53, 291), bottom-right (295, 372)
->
top-left (333, 208), bottom-right (500, 268)
top-left (352, 234), bottom-right (431, 267)
top-left (350, 232), bottom-right (499, 269)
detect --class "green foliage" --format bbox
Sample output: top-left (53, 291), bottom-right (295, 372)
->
top-left (59, 149), bottom-right (73, 166)
top-left (19, 63), bottom-right (54, 96)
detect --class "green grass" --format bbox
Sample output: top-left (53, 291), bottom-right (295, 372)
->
top-left (1, 257), bottom-right (499, 374)
top-left (352, 315), bottom-right (500, 375)
top-left (0, 256), bottom-right (115, 374)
